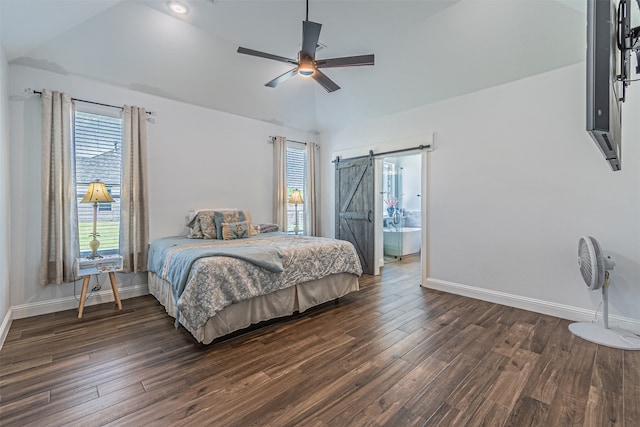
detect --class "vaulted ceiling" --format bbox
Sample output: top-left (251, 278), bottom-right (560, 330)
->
top-left (1, 0), bottom-right (587, 133)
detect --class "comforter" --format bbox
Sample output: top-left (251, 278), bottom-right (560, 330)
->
top-left (147, 234), bottom-right (362, 329)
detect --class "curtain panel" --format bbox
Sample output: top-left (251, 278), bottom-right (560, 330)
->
top-left (40, 90), bottom-right (79, 285)
top-left (120, 106), bottom-right (149, 273)
top-left (304, 141), bottom-right (318, 236)
top-left (272, 136), bottom-right (288, 231)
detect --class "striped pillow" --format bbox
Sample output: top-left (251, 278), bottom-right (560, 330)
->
top-left (214, 210), bottom-right (259, 239)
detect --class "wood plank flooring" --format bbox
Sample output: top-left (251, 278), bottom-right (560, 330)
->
top-left (1, 255), bottom-right (639, 426)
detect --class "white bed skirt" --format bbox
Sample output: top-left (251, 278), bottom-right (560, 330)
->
top-left (148, 272), bottom-right (359, 344)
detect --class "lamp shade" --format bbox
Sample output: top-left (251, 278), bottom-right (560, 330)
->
top-left (288, 189), bottom-right (304, 205)
top-left (81, 180), bottom-right (114, 203)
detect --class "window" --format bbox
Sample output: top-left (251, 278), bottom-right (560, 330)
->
top-left (74, 110), bottom-right (122, 256)
top-left (286, 145), bottom-right (307, 233)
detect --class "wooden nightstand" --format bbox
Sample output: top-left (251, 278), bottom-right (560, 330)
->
top-left (76, 254), bottom-right (123, 318)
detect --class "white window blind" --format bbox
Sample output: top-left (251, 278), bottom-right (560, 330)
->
top-left (286, 146), bottom-right (306, 233)
top-left (74, 111), bottom-right (122, 255)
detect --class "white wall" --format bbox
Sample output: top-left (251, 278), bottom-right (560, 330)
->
top-left (320, 63), bottom-right (640, 328)
top-left (398, 154), bottom-right (421, 213)
top-left (8, 65), bottom-right (314, 317)
top-left (0, 15), bottom-right (13, 344)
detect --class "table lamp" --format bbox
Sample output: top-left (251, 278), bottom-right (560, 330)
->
top-left (81, 179), bottom-right (114, 259)
top-left (288, 189), bottom-right (304, 235)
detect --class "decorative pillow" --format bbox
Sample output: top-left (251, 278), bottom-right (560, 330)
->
top-left (186, 216), bottom-right (204, 239)
top-left (186, 210), bottom-right (217, 239)
top-left (199, 213), bottom-right (217, 239)
top-left (245, 212), bottom-right (260, 237)
top-left (247, 217), bottom-right (260, 236)
top-left (221, 221), bottom-right (251, 240)
top-left (257, 223), bottom-right (279, 233)
top-left (213, 209), bottom-right (259, 239)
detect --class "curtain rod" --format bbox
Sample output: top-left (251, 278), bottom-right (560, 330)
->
top-left (332, 144), bottom-right (430, 163)
top-left (267, 137), bottom-right (307, 145)
top-left (28, 89), bottom-right (156, 116)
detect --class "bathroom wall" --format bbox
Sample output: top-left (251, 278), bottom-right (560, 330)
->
top-left (398, 154), bottom-right (421, 213)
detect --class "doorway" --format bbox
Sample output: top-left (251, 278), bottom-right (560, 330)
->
top-left (381, 153), bottom-right (422, 264)
top-left (332, 134), bottom-right (432, 280)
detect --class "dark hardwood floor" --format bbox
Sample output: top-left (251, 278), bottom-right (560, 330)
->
top-left (1, 255), bottom-right (639, 426)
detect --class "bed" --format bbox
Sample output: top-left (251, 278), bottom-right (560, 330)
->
top-left (147, 211), bottom-right (362, 344)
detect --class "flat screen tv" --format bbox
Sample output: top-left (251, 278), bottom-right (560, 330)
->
top-left (586, 0), bottom-right (623, 171)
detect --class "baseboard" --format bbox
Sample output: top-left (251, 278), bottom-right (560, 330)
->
top-left (424, 278), bottom-right (640, 335)
top-left (11, 284), bottom-right (149, 320)
top-left (0, 307), bottom-right (13, 350)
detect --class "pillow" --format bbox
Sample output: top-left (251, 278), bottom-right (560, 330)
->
top-left (199, 213), bottom-right (217, 239)
top-left (186, 210), bottom-right (217, 239)
top-left (186, 216), bottom-right (204, 239)
top-left (247, 215), bottom-right (259, 236)
top-left (213, 209), bottom-right (259, 239)
top-left (188, 208), bottom-right (235, 221)
top-left (257, 223), bottom-right (279, 233)
top-left (221, 221), bottom-right (251, 240)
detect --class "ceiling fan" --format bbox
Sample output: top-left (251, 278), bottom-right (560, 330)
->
top-left (237, 0), bottom-right (374, 93)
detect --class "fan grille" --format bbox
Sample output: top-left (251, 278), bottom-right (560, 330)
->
top-left (578, 236), bottom-right (605, 290)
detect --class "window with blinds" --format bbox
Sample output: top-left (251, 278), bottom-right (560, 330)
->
top-left (286, 145), bottom-right (307, 233)
top-left (74, 111), bottom-right (122, 256)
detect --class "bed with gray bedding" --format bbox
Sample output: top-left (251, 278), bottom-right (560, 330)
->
top-left (147, 233), bottom-right (362, 344)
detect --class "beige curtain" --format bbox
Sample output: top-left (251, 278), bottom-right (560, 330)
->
top-left (304, 141), bottom-right (318, 236)
top-left (120, 106), bottom-right (149, 273)
top-left (272, 136), bottom-right (288, 231)
top-left (40, 90), bottom-right (79, 285)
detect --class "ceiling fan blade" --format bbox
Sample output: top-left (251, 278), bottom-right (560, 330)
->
top-left (301, 20), bottom-right (322, 57)
top-left (316, 54), bottom-right (375, 69)
top-left (237, 47), bottom-right (297, 65)
top-left (312, 69), bottom-right (340, 93)
top-left (265, 68), bottom-right (298, 88)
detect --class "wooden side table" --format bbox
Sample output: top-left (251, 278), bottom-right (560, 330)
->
top-left (76, 254), bottom-right (123, 318)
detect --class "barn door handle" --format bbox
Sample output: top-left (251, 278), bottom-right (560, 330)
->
top-left (367, 210), bottom-right (373, 222)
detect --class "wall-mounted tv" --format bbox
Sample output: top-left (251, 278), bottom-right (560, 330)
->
top-left (586, 0), bottom-right (639, 171)
top-left (586, 0), bottom-right (623, 171)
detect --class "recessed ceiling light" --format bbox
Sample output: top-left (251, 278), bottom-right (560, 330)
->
top-left (168, 1), bottom-right (188, 14)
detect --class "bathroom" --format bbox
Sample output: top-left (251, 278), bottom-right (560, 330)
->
top-left (382, 153), bottom-right (422, 262)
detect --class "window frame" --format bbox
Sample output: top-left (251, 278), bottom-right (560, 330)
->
top-left (73, 103), bottom-right (123, 257)
top-left (285, 143), bottom-right (307, 234)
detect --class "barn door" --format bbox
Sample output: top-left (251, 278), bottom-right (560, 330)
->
top-left (335, 153), bottom-right (375, 274)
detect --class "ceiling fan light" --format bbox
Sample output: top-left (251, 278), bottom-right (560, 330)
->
top-left (298, 59), bottom-right (315, 77)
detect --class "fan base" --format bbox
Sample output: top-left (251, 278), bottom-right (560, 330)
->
top-left (569, 322), bottom-right (640, 350)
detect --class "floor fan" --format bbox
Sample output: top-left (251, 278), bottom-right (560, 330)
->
top-left (568, 236), bottom-right (640, 350)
